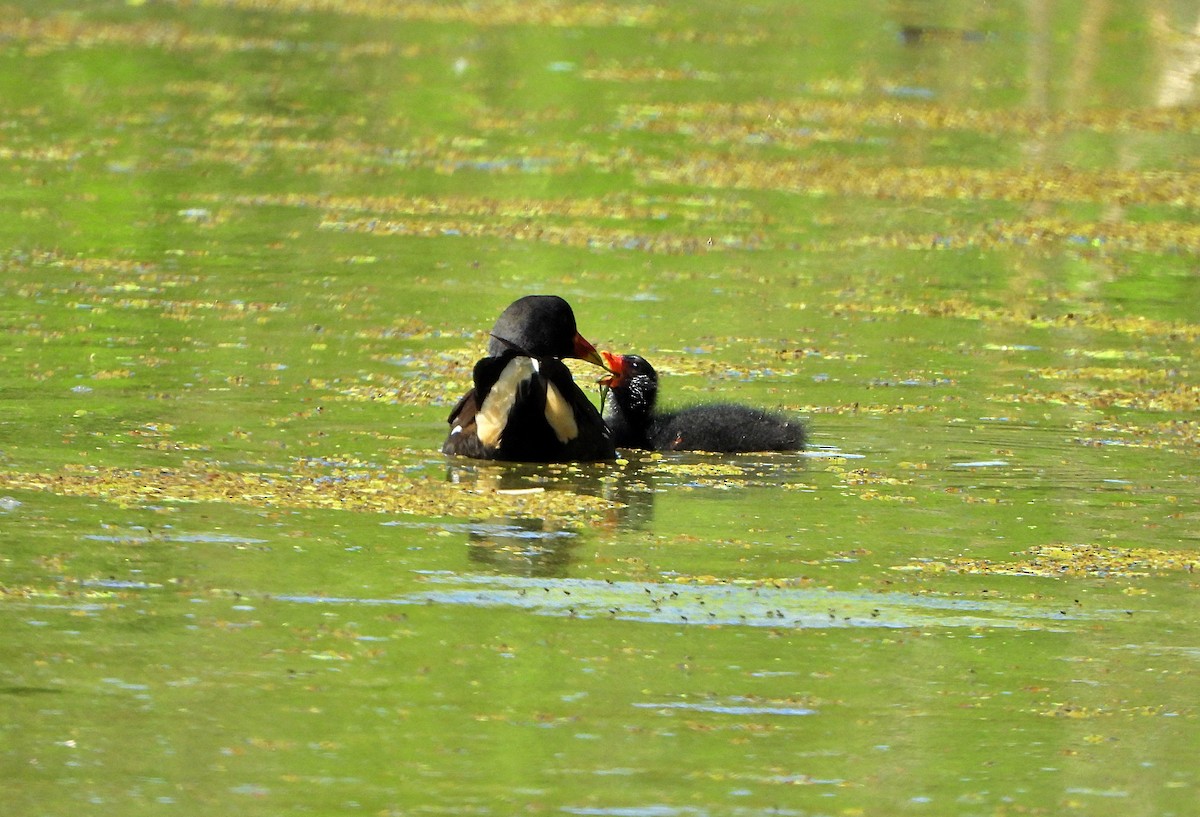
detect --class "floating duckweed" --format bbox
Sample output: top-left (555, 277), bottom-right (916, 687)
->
top-left (642, 157), bottom-right (1200, 209)
top-left (669, 575), bottom-right (815, 589)
top-left (0, 464), bottom-right (618, 521)
top-left (642, 461), bottom-right (747, 478)
top-left (898, 543), bottom-right (1200, 578)
top-left (830, 297), bottom-right (1200, 342)
top-left (1009, 383), bottom-right (1200, 413)
top-left (618, 99), bottom-right (1200, 138)
top-left (318, 216), bottom-right (764, 255)
top-left (165, 0), bottom-right (663, 28)
top-left (837, 467), bottom-right (912, 487)
top-left (824, 218), bottom-right (1200, 255)
top-left (1070, 419), bottom-right (1199, 452)
top-left (1, 15), bottom-right (396, 58)
top-left (796, 403), bottom-right (942, 415)
top-left (1031, 367), bottom-right (1181, 383)
top-left (186, 191), bottom-right (747, 224)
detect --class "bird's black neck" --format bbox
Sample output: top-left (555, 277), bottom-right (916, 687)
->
top-left (604, 372), bottom-right (658, 449)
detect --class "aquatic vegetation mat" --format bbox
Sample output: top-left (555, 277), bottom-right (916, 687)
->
top-left (0, 464), bottom-right (617, 521)
top-left (899, 543), bottom-right (1200, 578)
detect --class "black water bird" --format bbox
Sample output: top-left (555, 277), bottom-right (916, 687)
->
top-left (443, 296), bottom-right (615, 462)
top-left (600, 352), bottom-right (805, 453)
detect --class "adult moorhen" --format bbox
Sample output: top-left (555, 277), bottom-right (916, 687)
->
top-left (600, 352), bottom-right (805, 453)
top-left (443, 295), bottom-right (616, 462)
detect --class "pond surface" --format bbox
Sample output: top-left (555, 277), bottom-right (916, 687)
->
top-left (1, 1), bottom-right (1198, 815)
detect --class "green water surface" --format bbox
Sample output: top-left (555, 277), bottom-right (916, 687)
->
top-left (1, 2), bottom-right (1198, 816)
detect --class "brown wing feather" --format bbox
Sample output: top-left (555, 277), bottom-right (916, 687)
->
top-left (443, 389), bottom-right (488, 457)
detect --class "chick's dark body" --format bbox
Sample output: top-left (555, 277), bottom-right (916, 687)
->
top-left (602, 354), bottom-right (804, 453)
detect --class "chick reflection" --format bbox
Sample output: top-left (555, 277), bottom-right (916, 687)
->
top-left (445, 460), bottom-right (657, 577)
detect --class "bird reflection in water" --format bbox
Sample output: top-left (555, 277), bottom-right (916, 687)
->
top-left (444, 460), bottom-right (657, 577)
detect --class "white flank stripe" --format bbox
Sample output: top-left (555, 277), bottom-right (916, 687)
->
top-left (544, 380), bottom-right (579, 443)
top-left (476, 358), bottom-right (535, 449)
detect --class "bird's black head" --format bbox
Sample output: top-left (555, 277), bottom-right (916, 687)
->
top-left (600, 352), bottom-right (658, 424)
top-left (485, 295), bottom-right (603, 366)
